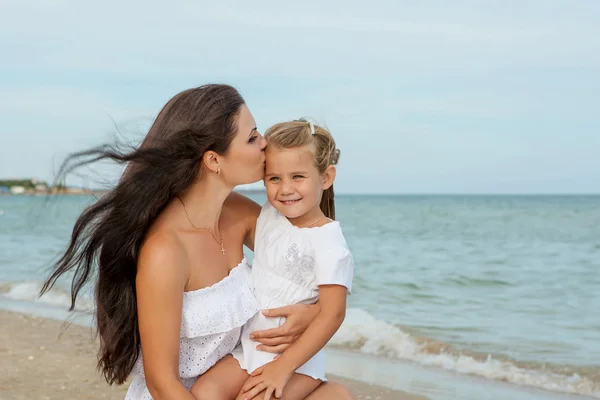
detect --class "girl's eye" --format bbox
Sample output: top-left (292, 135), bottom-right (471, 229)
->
top-left (293, 175), bottom-right (304, 180)
top-left (269, 177), bottom-right (280, 182)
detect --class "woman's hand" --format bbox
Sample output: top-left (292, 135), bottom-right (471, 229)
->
top-left (250, 303), bottom-right (321, 353)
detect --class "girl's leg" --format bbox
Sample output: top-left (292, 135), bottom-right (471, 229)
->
top-left (191, 355), bottom-right (249, 400)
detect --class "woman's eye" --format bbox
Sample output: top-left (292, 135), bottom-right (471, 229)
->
top-left (248, 135), bottom-right (258, 143)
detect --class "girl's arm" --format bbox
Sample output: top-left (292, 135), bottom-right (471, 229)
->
top-left (136, 233), bottom-right (196, 400)
top-left (272, 285), bottom-right (346, 369)
top-left (240, 285), bottom-right (347, 399)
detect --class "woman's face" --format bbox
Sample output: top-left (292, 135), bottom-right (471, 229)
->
top-left (220, 104), bottom-right (267, 186)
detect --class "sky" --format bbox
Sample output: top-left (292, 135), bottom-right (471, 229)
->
top-left (1, 0), bottom-right (599, 194)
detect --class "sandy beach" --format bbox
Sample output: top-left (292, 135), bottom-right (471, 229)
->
top-left (0, 310), bottom-right (425, 400)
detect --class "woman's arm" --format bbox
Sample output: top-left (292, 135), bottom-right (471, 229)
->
top-left (241, 286), bottom-right (347, 399)
top-left (249, 303), bottom-right (321, 352)
top-left (136, 233), bottom-right (196, 400)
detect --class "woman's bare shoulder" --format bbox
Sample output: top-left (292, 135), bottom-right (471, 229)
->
top-left (137, 230), bottom-right (189, 288)
top-left (224, 191), bottom-right (261, 221)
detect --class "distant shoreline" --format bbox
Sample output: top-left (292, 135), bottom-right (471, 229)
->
top-left (2, 192), bottom-right (600, 197)
top-left (0, 190), bottom-right (109, 196)
top-left (0, 188), bottom-right (268, 196)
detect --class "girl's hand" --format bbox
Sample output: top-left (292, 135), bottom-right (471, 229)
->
top-left (239, 361), bottom-right (293, 400)
top-left (250, 303), bottom-right (320, 353)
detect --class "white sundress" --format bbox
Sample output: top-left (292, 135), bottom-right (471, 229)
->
top-left (232, 202), bottom-right (354, 380)
top-left (125, 258), bottom-right (260, 399)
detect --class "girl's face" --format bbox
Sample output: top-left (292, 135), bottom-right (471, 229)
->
top-left (264, 144), bottom-right (332, 225)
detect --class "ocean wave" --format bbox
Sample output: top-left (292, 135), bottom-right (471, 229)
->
top-left (447, 275), bottom-right (512, 287)
top-left (332, 308), bottom-right (600, 398)
top-left (0, 281), bottom-right (94, 312)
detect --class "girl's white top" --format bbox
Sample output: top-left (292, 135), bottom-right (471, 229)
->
top-left (125, 258), bottom-right (260, 399)
top-left (232, 202), bottom-right (354, 380)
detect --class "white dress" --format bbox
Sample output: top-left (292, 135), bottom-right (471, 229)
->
top-left (125, 258), bottom-right (260, 399)
top-left (232, 202), bottom-right (354, 380)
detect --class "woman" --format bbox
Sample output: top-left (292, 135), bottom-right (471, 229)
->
top-left (41, 84), bottom-right (354, 399)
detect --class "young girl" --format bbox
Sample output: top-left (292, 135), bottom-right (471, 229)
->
top-left (190, 119), bottom-right (354, 400)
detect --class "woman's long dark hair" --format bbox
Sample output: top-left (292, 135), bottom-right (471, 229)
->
top-left (40, 84), bottom-right (245, 385)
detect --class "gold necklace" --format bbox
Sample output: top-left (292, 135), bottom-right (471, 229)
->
top-left (176, 196), bottom-right (225, 256)
top-left (301, 215), bottom-right (325, 228)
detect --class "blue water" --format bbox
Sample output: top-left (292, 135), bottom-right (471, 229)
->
top-left (1, 194), bottom-right (599, 397)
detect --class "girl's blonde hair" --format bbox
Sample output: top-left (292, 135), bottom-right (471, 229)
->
top-left (264, 119), bottom-right (340, 220)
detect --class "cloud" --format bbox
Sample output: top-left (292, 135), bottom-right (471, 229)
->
top-left (0, 86), bottom-right (145, 119)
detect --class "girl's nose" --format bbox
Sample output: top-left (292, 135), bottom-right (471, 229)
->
top-left (280, 181), bottom-right (294, 194)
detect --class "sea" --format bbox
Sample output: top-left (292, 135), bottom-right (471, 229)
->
top-left (1, 194), bottom-right (598, 399)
